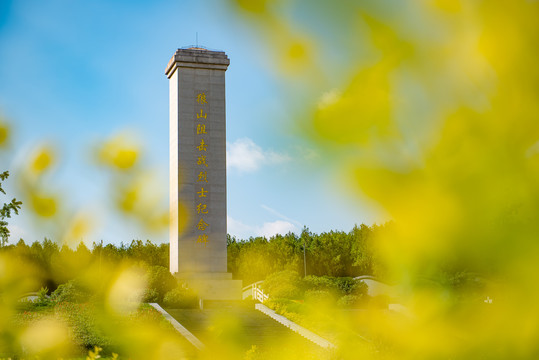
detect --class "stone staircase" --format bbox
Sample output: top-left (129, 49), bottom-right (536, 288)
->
top-left (254, 304), bottom-right (336, 349)
top-left (165, 302), bottom-right (328, 357)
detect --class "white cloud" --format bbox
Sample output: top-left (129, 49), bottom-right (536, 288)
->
top-left (261, 204), bottom-right (302, 228)
top-left (227, 216), bottom-right (254, 238)
top-left (227, 216), bottom-right (299, 239)
top-left (258, 220), bottom-right (298, 238)
top-left (227, 138), bottom-right (290, 173)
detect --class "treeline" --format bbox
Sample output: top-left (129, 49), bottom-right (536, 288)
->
top-left (228, 223), bottom-right (390, 285)
top-left (0, 223), bottom-right (389, 289)
top-left (0, 239), bottom-right (169, 291)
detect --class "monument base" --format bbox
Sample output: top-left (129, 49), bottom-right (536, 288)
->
top-left (177, 272), bottom-right (242, 300)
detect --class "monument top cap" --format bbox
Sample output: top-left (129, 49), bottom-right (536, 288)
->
top-left (165, 47), bottom-right (230, 78)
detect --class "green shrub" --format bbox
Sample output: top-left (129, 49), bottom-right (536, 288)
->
top-left (34, 286), bottom-right (52, 307)
top-left (142, 288), bottom-right (160, 303)
top-left (145, 266), bottom-right (177, 302)
top-left (261, 270), bottom-right (302, 299)
top-left (270, 283), bottom-right (302, 299)
top-left (55, 302), bottom-right (111, 351)
top-left (303, 275), bottom-right (369, 297)
top-left (163, 286), bottom-right (198, 308)
top-left (337, 294), bottom-right (367, 308)
top-left (350, 280), bottom-right (368, 296)
top-left (262, 272), bottom-right (369, 306)
top-left (333, 277), bottom-right (357, 295)
top-left (51, 279), bottom-right (90, 303)
top-left (265, 298), bottom-right (292, 311)
top-left (266, 298), bottom-right (304, 314)
top-left (302, 275), bottom-right (336, 292)
top-left (304, 289), bottom-right (336, 305)
top-left (283, 300), bottom-right (304, 314)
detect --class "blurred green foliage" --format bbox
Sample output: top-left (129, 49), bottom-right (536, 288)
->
top-left (162, 286), bottom-right (198, 309)
top-left (143, 266), bottom-right (177, 303)
top-left (0, 236), bottom-right (194, 359)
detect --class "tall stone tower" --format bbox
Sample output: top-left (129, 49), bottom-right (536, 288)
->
top-left (166, 47), bottom-right (241, 300)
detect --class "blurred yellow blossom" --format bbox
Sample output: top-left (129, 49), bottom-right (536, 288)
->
top-left (61, 212), bottom-right (94, 247)
top-left (0, 122), bottom-right (8, 148)
top-left (29, 145), bottom-right (55, 175)
top-left (20, 317), bottom-right (72, 357)
top-left (107, 266), bottom-right (146, 315)
top-left (30, 193), bottom-right (57, 217)
top-left (97, 132), bottom-right (140, 171)
top-left (229, 0), bottom-right (539, 358)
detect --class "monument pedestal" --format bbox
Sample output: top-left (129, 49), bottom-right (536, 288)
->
top-left (177, 272), bottom-right (242, 300)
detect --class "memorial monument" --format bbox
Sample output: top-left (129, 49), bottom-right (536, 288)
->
top-left (166, 47), bottom-right (241, 300)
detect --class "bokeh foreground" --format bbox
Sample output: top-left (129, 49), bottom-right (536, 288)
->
top-left (228, 0), bottom-right (539, 359)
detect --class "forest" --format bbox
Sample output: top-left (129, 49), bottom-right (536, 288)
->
top-left (0, 223), bottom-right (389, 290)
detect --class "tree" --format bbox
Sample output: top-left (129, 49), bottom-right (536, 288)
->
top-left (0, 171), bottom-right (22, 247)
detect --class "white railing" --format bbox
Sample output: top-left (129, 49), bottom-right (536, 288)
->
top-left (149, 303), bottom-right (205, 350)
top-left (252, 282), bottom-right (269, 303)
top-left (255, 304), bottom-right (336, 349)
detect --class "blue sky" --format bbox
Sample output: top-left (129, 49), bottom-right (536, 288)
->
top-left (0, 0), bottom-right (380, 245)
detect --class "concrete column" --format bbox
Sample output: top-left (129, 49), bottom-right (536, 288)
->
top-left (166, 48), bottom-right (241, 300)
